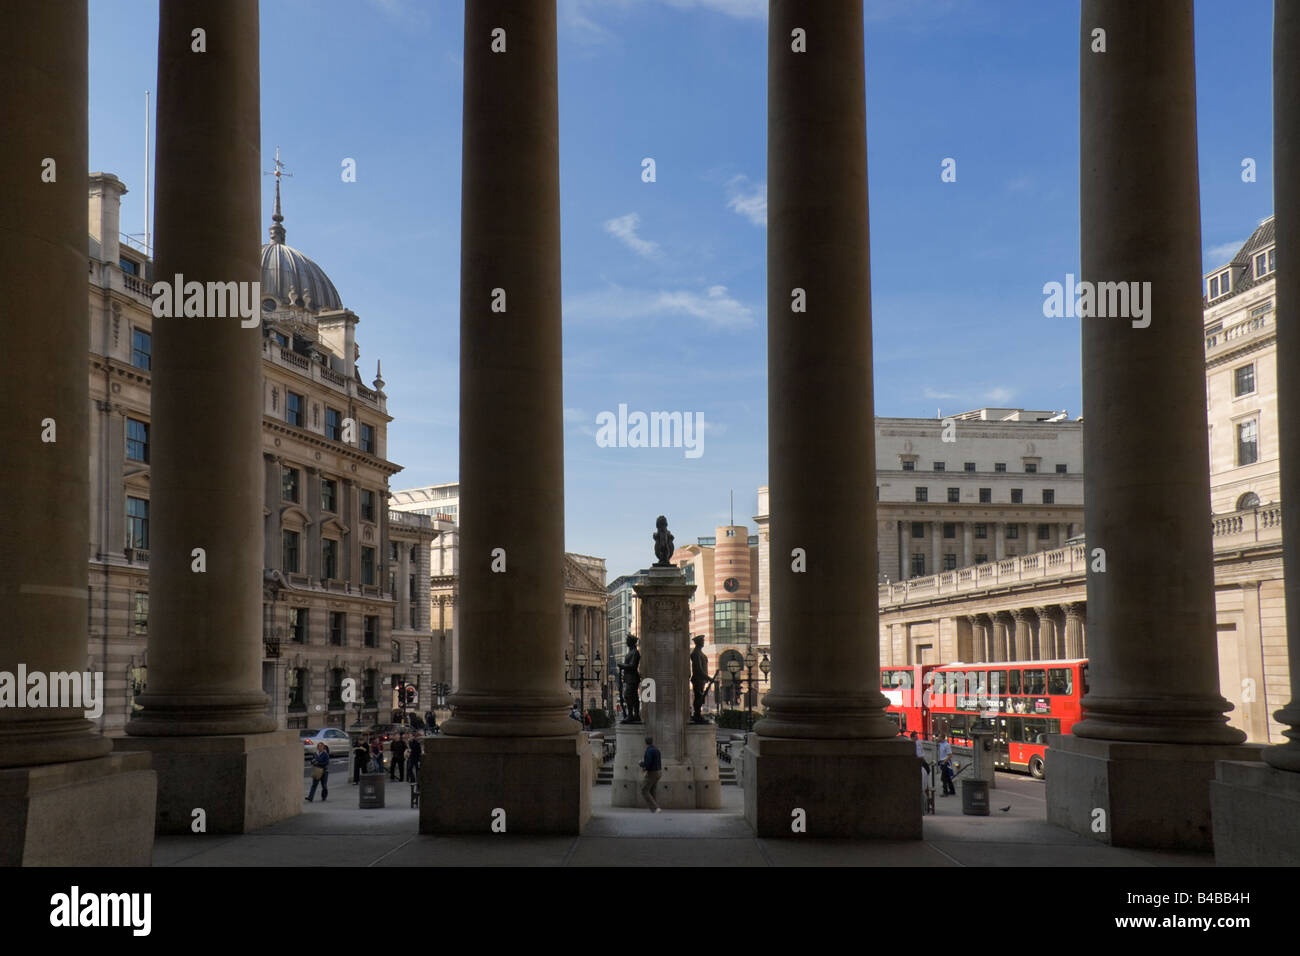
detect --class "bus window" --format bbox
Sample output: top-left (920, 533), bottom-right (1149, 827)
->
top-left (1023, 669), bottom-right (1046, 695)
top-left (1047, 668), bottom-right (1071, 695)
top-left (1007, 717), bottom-right (1025, 742)
top-left (1023, 718), bottom-right (1049, 744)
top-left (989, 670), bottom-right (1007, 698)
top-left (882, 669), bottom-right (913, 690)
top-left (885, 712), bottom-right (901, 731)
top-left (1008, 669), bottom-right (1021, 694)
top-left (947, 714), bottom-right (969, 739)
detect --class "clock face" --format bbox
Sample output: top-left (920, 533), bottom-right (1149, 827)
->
top-left (723, 577), bottom-right (739, 593)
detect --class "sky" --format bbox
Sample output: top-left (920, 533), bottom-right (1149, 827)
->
top-left (87, 0), bottom-right (1277, 579)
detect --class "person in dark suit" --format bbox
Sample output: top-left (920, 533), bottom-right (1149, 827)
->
top-left (639, 736), bottom-right (662, 812)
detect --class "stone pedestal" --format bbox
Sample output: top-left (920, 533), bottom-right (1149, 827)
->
top-left (113, 732), bottom-right (300, 834)
top-left (1046, 734), bottom-right (1262, 850)
top-left (1209, 761), bottom-right (1300, 865)
top-left (743, 736), bottom-right (920, 838)
top-left (419, 736), bottom-right (591, 834)
top-left (0, 753), bottom-right (156, 866)
top-left (612, 723), bottom-right (722, 810)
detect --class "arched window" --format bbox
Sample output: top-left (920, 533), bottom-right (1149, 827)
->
top-left (1236, 492), bottom-right (1260, 511)
top-left (391, 639), bottom-right (401, 663)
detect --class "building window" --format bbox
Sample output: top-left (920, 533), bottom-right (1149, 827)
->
top-left (1011, 489), bottom-right (1024, 504)
top-left (125, 418), bottom-right (149, 462)
top-left (1007, 524), bottom-right (1020, 539)
top-left (364, 616), bottom-right (378, 648)
top-left (942, 554), bottom-right (957, 571)
top-left (1237, 420), bottom-right (1259, 466)
top-left (994, 463), bottom-right (1007, 473)
top-left (329, 611), bottom-right (345, 646)
top-left (126, 496), bottom-right (149, 549)
top-left (131, 329), bottom-right (151, 370)
top-left (282, 530), bottom-right (300, 573)
top-left (364, 669), bottom-right (379, 706)
top-left (979, 488), bottom-right (991, 504)
top-left (389, 541), bottom-right (398, 562)
top-left (947, 487), bottom-right (960, 503)
top-left (360, 488), bottom-right (376, 522)
top-left (974, 524), bottom-right (988, 539)
top-left (409, 605), bottom-right (418, 629)
top-left (132, 591), bottom-right (148, 635)
top-left (360, 422), bottom-right (375, 453)
top-left (325, 406), bottom-right (343, 441)
top-left (288, 668), bottom-right (306, 710)
top-left (915, 487), bottom-right (928, 502)
top-left (273, 330), bottom-right (289, 348)
top-left (1037, 523), bottom-right (1052, 540)
top-left (1055, 463), bottom-right (1068, 474)
top-left (362, 546), bottom-right (376, 586)
top-left (289, 606), bottom-right (306, 643)
top-left (902, 460), bottom-right (915, 471)
top-left (329, 668), bottom-right (345, 706)
top-left (933, 461), bottom-right (945, 472)
top-left (910, 554), bottom-right (926, 577)
top-left (391, 640), bottom-right (402, 664)
top-left (322, 539), bottom-right (338, 580)
top-left (1208, 269), bottom-right (1231, 299)
top-left (943, 522), bottom-right (956, 539)
top-left (974, 554), bottom-right (987, 565)
top-left (119, 256), bottom-right (139, 276)
top-left (1234, 364), bottom-right (1255, 397)
top-left (1253, 248), bottom-right (1275, 278)
top-left (321, 478), bottom-right (337, 513)
top-left (1024, 462), bottom-right (1037, 474)
top-left (911, 522), bottom-right (925, 539)
top-left (964, 462), bottom-right (976, 472)
top-left (287, 391), bottom-right (304, 427)
top-left (1042, 489), bottom-right (1055, 504)
top-left (282, 466), bottom-right (300, 503)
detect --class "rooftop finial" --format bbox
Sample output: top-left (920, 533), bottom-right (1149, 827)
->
top-left (374, 360), bottom-right (385, 392)
top-left (264, 146), bottom-right (293, 244)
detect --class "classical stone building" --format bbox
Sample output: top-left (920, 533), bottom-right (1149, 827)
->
top-left (85, 171), bottom-right (435, 736)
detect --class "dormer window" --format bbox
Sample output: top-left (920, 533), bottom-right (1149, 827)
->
top-left (119, 257), bottom-right (139, 276)
top-left (1253, 247), bottom-right (1275, 279)
top-left (273, 331), bottom-right (289, 348)
top-left (1208, 269), bottom-right (1232, 299)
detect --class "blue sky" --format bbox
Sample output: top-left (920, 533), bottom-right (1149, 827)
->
top-left (88, 0), bottom-right (1276, 578)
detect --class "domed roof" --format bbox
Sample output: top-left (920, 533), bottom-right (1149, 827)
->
top-left (259, 159), bottom-right (343, 312)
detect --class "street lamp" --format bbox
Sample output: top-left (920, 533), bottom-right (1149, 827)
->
top-left (743, 648), bottom-right (757, 730)
top-left (726, 656), bottom-right (741, 712)
top-left (566, 649), bottom-right (604, 717)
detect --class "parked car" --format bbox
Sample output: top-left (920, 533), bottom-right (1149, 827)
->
top-left (301, 727), bottom-right (351, 759)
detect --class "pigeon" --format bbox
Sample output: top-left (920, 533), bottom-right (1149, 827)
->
top-left (998, 805), bottom-right (1011, 812)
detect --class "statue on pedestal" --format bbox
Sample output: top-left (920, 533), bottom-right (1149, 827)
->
top-left (652, 515), bottom-right (675, 567)
top-left (618, 636), bottom-right (642, 723)
top-left (690, 635), bottom-right (713, 723)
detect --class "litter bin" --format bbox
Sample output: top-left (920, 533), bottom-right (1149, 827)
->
top-left (962, 777), bottom-right (989, 816)
top-left (359, 772), bottom-right (385, 809)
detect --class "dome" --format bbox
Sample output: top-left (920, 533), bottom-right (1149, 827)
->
top-left (259, 157), bottom-right (343, 312)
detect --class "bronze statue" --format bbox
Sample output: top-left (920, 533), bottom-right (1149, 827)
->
top-left (690, 635), bottom-right (713, 723)
top-left (618, 636), bottom-right (642, 723)
top-left (652, 515), bottom-right (675, 567)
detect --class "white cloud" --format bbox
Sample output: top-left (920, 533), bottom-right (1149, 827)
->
top-left (564, 407), bottom-right (587, 423)
top-left (604, 212), bottom-right (662, 259)
top-left (1204, 239), bottom-right (1244, 267)
top-left (566, 283), bottom-right (754, 330)
top-left (984, 386), bottom-right (1015, 404)
top-left (725, 176), bottom-right (767, 227)
top-left (922, 387), bottom-right (958, 400)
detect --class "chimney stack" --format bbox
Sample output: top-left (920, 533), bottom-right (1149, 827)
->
top-left (88, 172), bottom-right (127, 266)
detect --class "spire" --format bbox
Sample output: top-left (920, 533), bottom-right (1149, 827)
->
top-left (373, 360), bottom-right (385, 392)
top-left (264, 145), bottom-right (292, 244)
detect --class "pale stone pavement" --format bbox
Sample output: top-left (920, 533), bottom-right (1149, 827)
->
top-left (152, 772), bottom-right (1214, 867)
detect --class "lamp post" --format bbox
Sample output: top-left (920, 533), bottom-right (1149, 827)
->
top-left (726, 656), bottom-right (741, 715)
top-left (743, 648), bottom-right (757, 730)
top-left (565, 649), bottom-right (604, 716)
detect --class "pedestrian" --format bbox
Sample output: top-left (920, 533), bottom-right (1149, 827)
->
top-left (390, 733), bottom-right (408, 781)
top-left (352, 736), bottom-right (370, 784)
top-left (639, 735), bottom-right (662, 812)
top-left (407, 733), bottom-right (423, 782)
top-left (569, 704), bottom-right (582, 722)
top-left (938, 735), bottom-right (956, 796)
top-left (307, 742), bottom-right (330, 802)
top-left (370, 738), bottom-right (384, 776)
top-left (919, 754), bottom-right (931, 815)
top-left (582, 709), bottom-right (592, 731)
top-left (425, 709), bottom-right (435, 731)
top-left (910, 731), bottom-right (924, 758)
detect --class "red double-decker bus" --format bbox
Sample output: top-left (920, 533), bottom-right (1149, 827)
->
top-left (924, 659), bottom-right (1088, 779)
top-left (879, 664), bottom-right (937, 737)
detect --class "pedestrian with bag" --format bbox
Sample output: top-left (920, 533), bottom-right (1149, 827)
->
top-left (307, 742), bottom-right (330, 802)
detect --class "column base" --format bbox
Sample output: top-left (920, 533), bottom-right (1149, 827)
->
top-left (113, 731), bottom-right (301, 834)
top-left (742, 736), bottom-right (920, 838)
top-left (610, 724), bottom-right (721, 809)
top-left (419, 735), bottom-right (591, 834)
top-left (1209, 760), bottom-right (1300, 865)
top-left (1045, 734), bottom-right (1262, 851)
top-left (0, 752), bottom-right (156, 865)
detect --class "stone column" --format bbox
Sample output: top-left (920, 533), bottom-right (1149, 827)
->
top-left (0, 0), bottom-right (156, 865)
top-left (994, 523), bottom-right (1005, 561)
top-left (898, 522), bottom-right (908, 581)
top-left (398, 542), bottom-right (411, 630)
top-left (962, 523), bottom-right (973, 567)
top-left (264, 454), bottom-right (281, 569)
top-left (119, 0), bottom-right (299, 834)
top-left (931, 522), bottom-right (942, 576)
top-left (422, 0), bottom-right (589, 835)
top-left (306, 467), bottom-right (322, 579)
top-left (1012, 609), bottom-right (1032, 661)
top-left (1028, 523), bottom-right (1039, 555)
top-left (1051, 11), bottom-right (1260, 843)
top-left (1211, 4), bottom-right (1300, 863)
top-left (967, 615), bottom-right (988, 662)
top-left (745, 0), bottom-right (915, 839)
top-left (1035, 607), bottom-right (1057, 660)
top-left (990, 613), bottom-right (1008, 662)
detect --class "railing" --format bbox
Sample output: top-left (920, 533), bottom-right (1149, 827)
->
top-left (357, 383), bottom-right (379, 402)
top-left (1211, 503), bottom-right (1283, 546)
top-left (262, 340), bottom-right (385, 410)
top-left (124, 547), bottom-right (150, 565)
top-left (320, 365), bottom-right (346, 386)
top-left (278, 346), bottom-right (310, 370)
top-left (388, 510), bottom-right (433, 530)
top-left (881, 544), bottom-right (1088, 607)
top-left (1207, 314), bottom-right (1270, 351)
top-left (123, 273), bottom-right (152, 298)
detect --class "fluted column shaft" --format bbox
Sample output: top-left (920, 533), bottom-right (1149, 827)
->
top-left (1267, 0), bottom-right (1300, 770)
top-left (446, 0), bottom-right (571, 737)
top-left (1072, 0), bottom-right (1242, 744)
top-left (990, 614), bottom-right (1008, 663)
top-left (0, 0), bottom-right (110, 767)
top-left (128, 0), bottom-right (272, 735)
top-left (758, 0), bottom-right (891, 739)
top-left (1012, 609), bottom-right (1031, 661)
top-left (1035, 607), bottom-right (1058, 661)
top-left (1063, 603), bottom-right (1085, 660)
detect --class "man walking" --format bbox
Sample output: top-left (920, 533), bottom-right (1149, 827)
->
top-left (390, 733), bottom-right (407, 782)
top-left (352, 735), bottom-right (370, 785)
top-left (938, 735), bottom-right (956, 796)
top-left (406, 733), bottom-right (423, 782)
top-left (639, 735), bottom-right (662, 812)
